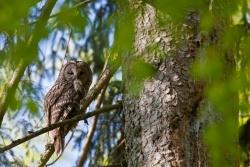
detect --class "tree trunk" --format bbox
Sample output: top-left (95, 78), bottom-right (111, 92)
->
top-left (124, 3), bottom-right (207, 167)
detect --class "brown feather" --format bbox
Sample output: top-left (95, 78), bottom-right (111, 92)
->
top-left (54, 130), bottom-right (64, 155)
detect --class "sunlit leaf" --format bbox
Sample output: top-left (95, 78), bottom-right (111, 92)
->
top-left (112, 1), bottom-right (135, 53)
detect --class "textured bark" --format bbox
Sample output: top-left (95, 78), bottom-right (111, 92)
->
top-left (124, 3), bottom-right (207, 167)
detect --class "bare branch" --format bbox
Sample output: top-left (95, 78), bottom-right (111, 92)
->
top-left (82, 69), bottom-right (113, 110)
top-left (0, 103), bottom-right (122, 153)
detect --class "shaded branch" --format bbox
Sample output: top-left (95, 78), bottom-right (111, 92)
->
top-left (77, 114), bottom-right (98, 167)
top-left (0, 103), bottom-right (122, 153)
top-left (77, 84), bottom-right (108, 167)
top-left (82, 69), bottom-right (113, 110)
top-left (0, 62), bottom-right (27, 126)
top-left (77, 50), bottom-right (110, 167)
top-left (0, 0), bottom-right (58, 127)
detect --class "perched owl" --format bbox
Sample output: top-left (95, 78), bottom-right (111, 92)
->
top-left (44, 61), bottom-right (92, 155)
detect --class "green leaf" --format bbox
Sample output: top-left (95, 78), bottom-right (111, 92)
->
top-left (112, 2), bottom-right (135, 53)
top-left (26, 99), bottom-right (38, 115)
top-left (0, 0), bottom-right (38, 32)
top-left (192, 47), bottom-right (224, 80)
top-left (126, 58), bottom-right (157, 96)
top-left (8, 96), bottom-right (22, 111)
top-left (131, 58), bottom-right (157, 80)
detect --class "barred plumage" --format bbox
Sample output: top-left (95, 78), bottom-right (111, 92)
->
top-left (44, 61), bottom-right (92, 155)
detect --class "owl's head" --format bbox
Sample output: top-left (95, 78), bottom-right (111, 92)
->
top-left (58, 61), bottom-right (92, 94)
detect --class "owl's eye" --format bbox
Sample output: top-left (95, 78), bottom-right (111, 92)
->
top-left (68, 71), bottom-right (74, 75)
top-left (79, 71), bottom-right (84, 75)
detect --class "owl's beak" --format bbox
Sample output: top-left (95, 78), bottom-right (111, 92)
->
top-left (73, 79), bottom-right (83, 93)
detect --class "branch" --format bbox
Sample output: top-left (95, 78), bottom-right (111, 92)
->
top-left (77, 115), bottom-right (98, 166)
top-left (0, 62), bottom-right (27, 126)
top-left (82, 69), bottom-right (113, 110)
top-left (0, 103), bottom-right (122, 153)
top-left (37, 104), bottom-right (121, 167)
top-left (0, 0), bottom-right (58, 127)
top-left (77, 84), bottom-right (108, 167)
top-left (76, 53), bottom-right (111, 167)
top-left (37, 144), bottom-right (55, 167)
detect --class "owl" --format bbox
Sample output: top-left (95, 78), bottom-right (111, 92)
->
top-left (44, 60), bottom-right (92, 155)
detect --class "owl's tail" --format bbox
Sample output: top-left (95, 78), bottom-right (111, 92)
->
top-left (54, 131), bottom-right (64, 155)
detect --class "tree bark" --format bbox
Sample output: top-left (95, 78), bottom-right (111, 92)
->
top-left (124, 3), bottom-right (207, 167)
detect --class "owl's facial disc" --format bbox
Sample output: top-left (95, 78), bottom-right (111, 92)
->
top-left (64, 64), bottom-right (77, 81)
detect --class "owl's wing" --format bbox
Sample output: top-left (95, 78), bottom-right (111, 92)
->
top-left (50, 84), bottom-right (78, 123)
top-left (44, 83), bottom-right (65, 126)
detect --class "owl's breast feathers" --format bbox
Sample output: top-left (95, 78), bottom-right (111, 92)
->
top-left (44, 82), bottom-right (84, 154)
top-left (44, 82), bottom-right (83, 126)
